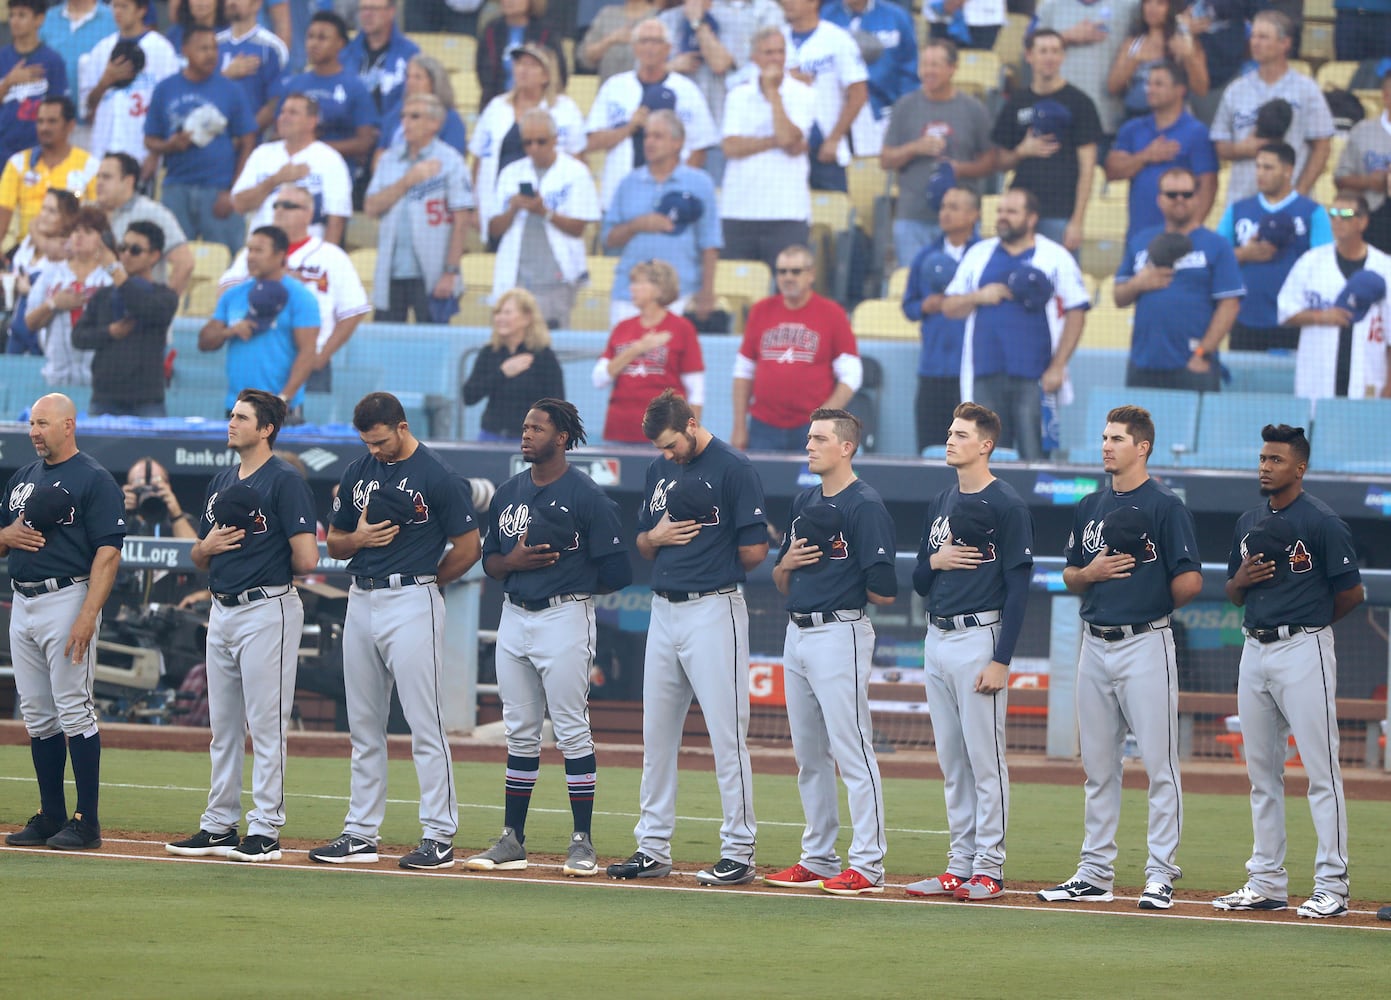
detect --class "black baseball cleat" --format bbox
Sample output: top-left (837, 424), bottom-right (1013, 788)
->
top-left (606, 851), bottom-right (672, 879)
top-left (400, 838), bottom-right (455, 870)
top-left (1378, 905), bottom-right (1391, 922)
top-left (308, 833), bottom-right (380, 864)
top-left (47, 814), bottom-right (101, 851)
top-left (166, 828), bottom-right (239, 857)
top-left (228, 835), bottom-right (283, 862)
top-left (696, 858), bottom-right (757, 886)
top-left (6, 812), bottom-right (64, 846)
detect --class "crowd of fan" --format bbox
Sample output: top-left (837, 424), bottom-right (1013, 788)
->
top-left (0, 0), bottom-right (1388, 458)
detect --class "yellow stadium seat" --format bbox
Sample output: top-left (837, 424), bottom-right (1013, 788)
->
top-left (452, 293), bottom-right (496, 328)
top-left (1302, 22), bottom-right (1335, 64)
top-left (1096, 275), bottom-right (1115, 307)
top-left (955, 50), bottom-right (1001, 97)
top-left (461, 253), bottom-right (497, 294)
top-left (715, 259), bottom-right (772, 304)
top-left (408, 33), bottom-right (476, 76)
top-left (452, 72), bottom-right (482, 116)
top-left (979, 193), bottom-right (1002, 227)
top-left (994, 13), bottom-right (1032, 68)
top-left (810, 190), bottom-right (853, 233)
top-left (1315, 60), bottom-right (1358, 91)
top-left (347, 248), bottom-right (377, 298)
top-left (847, 156), bottom-right (890, 233)
top-left (188, 240), bottom-right (231, 283)
top-left (585, 255), bottom-right (617, 294)
top-left (567, 74), bottom-right (599, 116)
top-left (179, 281), bottom-right (220, 317)
top-left (852, 298), bottom-right (918, 341)
top-left (1313, 168), bottom-right (1337, 205)
top-left (344, 212), bottom-right (378, 253)
top-left (1305, 0), bottom-right (1335, 20)
top-left (1356, 90), bottom-right (1383, 120)
top-left (1288, 59), bottom-right (1312, 79)
top-left (1083, 304), bottom-right (1134, 350)
top-left (886, 266), bottom-right (910, 301)
top-left (1084, 199), bottom-right (1129, 239)
top-left (569, 292), bottom-right (611, 331)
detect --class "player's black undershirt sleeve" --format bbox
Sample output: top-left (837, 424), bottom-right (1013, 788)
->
top-left (866, 562), bottom-right (898, 599)
top-left (991, 566), bottom-right (1030, 666)
top-left (595, 551), bottom-right (633, 593)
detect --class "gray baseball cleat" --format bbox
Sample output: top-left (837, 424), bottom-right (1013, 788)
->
top-left (465, 826), bottom-right (528, 871)
top-left (562, 832), bottom-right (599, 877)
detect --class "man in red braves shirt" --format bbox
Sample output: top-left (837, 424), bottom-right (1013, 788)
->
top-left (731, 244), bottom-right (862, 452)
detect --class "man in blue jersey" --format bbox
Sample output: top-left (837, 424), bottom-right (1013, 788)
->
top-left (821, 0), bottom-right (918, 158)
top-left (1115, 166), bottom-right (1244, 391)
top-left (341, 0), bottom-right (417, 119)
top-left (219, 0), bottom-right (288, 131)
top-left (0, 0), bottom-right (68, 167)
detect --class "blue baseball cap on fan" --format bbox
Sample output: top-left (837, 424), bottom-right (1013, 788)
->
top-left (926, 160), bottom-right (956, 210)
top-left (1257, 213), bottom-right (1296, 249)
top-left (640, 81), bottom-right (678, 112)
top-left (918, 250), bottom-right (959, 294)
top-left (1031, 98), bottom-right (1073, 138)
top-left (657, 190), bottom-right (704, 234)
top-left (1335, 269), bottom-right (1387, 323)
top-left (246, 279), bottom-right (289, 333)
top-left (1006, 265), bottom-right (1054, 312)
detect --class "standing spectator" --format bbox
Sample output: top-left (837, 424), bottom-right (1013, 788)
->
top-left (462, 288), bottom-right (565, 442)
top-left (881, 39), bottom-right (994, 269)
top-left (217, 0), bottom-right (289, 132)
top-left (1334, 0), bottom-right (1391, 62)
top-left (7, 188), bottom-right (79, 357)
top-left (364, 93), bottom-right (474, 323)
top-left (473, 44), bottom-right (585, 244)
top-left (578, 0), bottom-right (660, 83)
top-left (231, 93), bottom-right (352, 245)
top-left (375, 55), bottom-right (468, 166)
top-left (219, 183), bottom-right (370, 392)
top-left (1115, 166), bottom-right (1243, 391)
top-left (166, 0), bottom-right (229, 52)
top-left (341, 0), bottom-right (418, 119)
top-left (1217, 141), bottom-right (1331, 351)
top-left (780, 0), bottom-right (867, 193)
top-left (96, 151), bottom-right (195, 295)
top-left (1106, 0), bottom-right (1208, 124)
top-left (601, 109), bottom-right (722, 326)
top-left (0, 0), bottom-right (69, 169)
top-left (1278, 195), bottom-right (1391, 402)
top-left (1333, 68), bottom-right (1391, 254)
top-left (80, 0), bottom-right (180, 167)
top-left (993, 29), bottom-right (1102, 254)
top-left (489, 108), bottom-right (601, 330)
top-left (1211, 11), bottom-right (1334, 208)
top-left (0, 96), bottom-right (97, 243)
top-left (902, 186), bottom-right (980, 454)
top-left (593, 259), bottom-right (705, 444)
top-left (406, 0), bottom-right (482, 35)
top-left (924, 0), bottom-right (1004, 51)
top-left (583, 19), bottom-right (717, 213)
top-left (1186, 1), bottom-right (1261, 125)
top-left (26, 206), bottom-right (115, 387)
top-left (145, 27), bottom-right (256, 253)
top-left (197, 224), bottom-right (319, 416)
top-left (942, 189), bottom-right (1090, 460)
top-left (1106, 60), bottom-right (1218, 243)
top-left (1034, 0), bottom-right (1139, 146)
top-left (822, 0), bottom-right (918, 159)
top-left (71, 219), bottom-right (180, 415)
top-left (477, 0), bottom-right (569, 110)
top-left (39, 0), bottom-right (117, 133)
top-left (719, 25), bottom-right (814, 272)
top-left (731, 243), bottom-right (861, 452)
top-left (252, 0), bottom-right (307, 75)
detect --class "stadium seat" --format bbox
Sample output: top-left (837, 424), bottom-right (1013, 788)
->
top-left (461, 253), bottom-right (497, 295)
top-left (1305, 0), bottom-right (1335, 21)
top-left (993, 12), bottom-right (1031, 68)
top-left (1310, 397), bottom-right (1391, 473)
top-left (851, 298), bottom-right (918, 341)
top-left (452, 293), bottom-right (495, 328)
top-left (348, 248), bottom-right (377, 298)
top-left (585, 255), bottom-right (617, 295)
top-left (1300, 21), bottom-right (1334, 62)
top-left (1063, 387), bottom-right (1201, 465)
top-left (344, 213), bottom-right (379, 252)
top-left (924, 445), bottom-right (1020, 461)
top-left (568, 292), bottom-right (611, 331)
top-left (1082, 303), bottom-right (1133, 350)
top-left (886, 266), bottom-right (909, 301)
top-left (1288, 59), bottom-right (1313, 78)
top-left (810, 190), bottom-right (852, 233)
top-left (453, 72), bottom-right (482, 115)
top-left (1094, 275), bottom-right (1115, 307)
top-left (188, 241), bottom-right (231, 284)
top-left (1185, 392), bottom-right (1313, 469)
top-left (1315, 60), bottom-right (1357, 93)
top-left (847, 157), bottom-right (890, 235)
top-left (566, 74), bottom-right (599, 116)
top-left (714, 258), bottom-right (772, 306)
top-left (179, 281), bottom-right (220, 317)
top-left (1356, 90), bottom-right (1383, 120)
top-left (1083, 198), bottom-right (1128, 239)
top-left (979, 193), bottom-right (1002, 228)
top-left (406, 33), bottom-right (476, 76)
top-left (955, 50), bottom-right (1001, 97)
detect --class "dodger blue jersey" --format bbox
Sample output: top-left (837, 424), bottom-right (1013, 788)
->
top-left (1217, 191), bottom-right (1331, 328)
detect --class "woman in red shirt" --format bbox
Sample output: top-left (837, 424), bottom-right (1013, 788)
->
top-left (592, 259), bottom-right (704, 443)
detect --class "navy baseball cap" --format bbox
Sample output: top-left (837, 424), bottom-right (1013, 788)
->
top-left (526, 503), bottom-right (577, 551)
top-left (1335, 269), bottom-right (1387, 323)
top-left (1031, 98), bottom-right (1073, 138)
top-left (853, 29), bottom-right (885, 65)
top-left (657, 190), bottom-right (704, 235)
top-left (795, 499), bottom-right (843, 571)
top-left (1254, 98), bottom-right (1293, 140)
top-left (1146, 231), bottom-right (1192, 269)
top-left (1243, 515), bottom-right (1299, 584)
top-left (926, 161), bottom-right (956, 211)
top-left (112, 38), bottom-right (146, 86)
top-left (22, 484), bottom-right (75, 530)
top-left (211, 482), bottom-right (261, 531)
top-left (1101, 505), bottom-right (1150, 558)
top-left (1006, 265), bottom-right (1054, 312)
top-left (665, 475), bottom-right (717, 523)
top-left (639, 81), bottom-right (678, 112)
top-left (246, 279), bottom-right (289, 333)
top-left (949, 497), bottom-right (995, 549)
top-left (365, 487), bottom-right (417, 526)
top-left (918, 250), bottom-right (959, 294)
top-left (427, 294), bottom-right (459, 324)
top-left (1256, 213), bottom-right (1296, 250)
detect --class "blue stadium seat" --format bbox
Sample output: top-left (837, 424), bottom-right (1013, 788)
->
top-left (1223, 350), bottom-right (1297, 394)
top-left (1063, 386), bottom-right (1201, 466)
top-left (921, 445), bottom-right (1021, 462)
top-left (1310, 398), bottom-right (1391, 474)
top-left (1185, 392), bottom-right (1313, 470)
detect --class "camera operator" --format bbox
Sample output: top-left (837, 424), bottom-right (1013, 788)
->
top-left (124, 457), bottom-right (198, 539)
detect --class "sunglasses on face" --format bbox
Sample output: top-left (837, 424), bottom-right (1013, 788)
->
top-left (1161, 190), bottom-right (1196, 199)
top-left (272, 200), bottom-right (310, 211)
top-left (118, 244), bottom-right (148, 255)
top-left (1328, 207), bottom-right (1363, 219)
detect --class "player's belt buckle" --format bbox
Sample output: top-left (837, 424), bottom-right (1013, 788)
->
top-left (931, 610), bottom-right (1002, 631)
top-left (1089, 615), bottom-right (1171, 642)
top-left (1246, 624), bottom-right (1306, 644)
top-left (509, 593), bottom-right (591, 612)
top-left (354, 574), bottom-right (438, 590)
top-left (790, 609), bottom-right (863, 628)
top-left (10, 576), bottom-right (86, 598)
top-left (214, 585), bottom-right (291, 607)
top-left (656, 584), bottom-right (738, 603)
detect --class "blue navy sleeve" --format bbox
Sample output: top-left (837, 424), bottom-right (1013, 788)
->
top-left (1318, 514), bottom-right (1361, 590)
top-left (637, 464), bottom-right (662, 533)
top-left (1159, 498), bottom-right (1201, 578)
top-left (997, 501), bottom-right (1035, 572)
top-left (145, 79), bottom-right (170, 138)
top-left (902, 247), bottom-right (929, 322)
top-left (437, 469), bottom-right (479, 538)
top-left (83, 466), bottom-right (128, 547)
top-left (1210, 236), bottom-right (1244, 299)
top-left (349, 78), bottom-right (381, 128)
top-left (912, 505), bottom-right (938, 596)
top-left (778, 490), bottom-right (809, 565)
top-left (1063, 502), bottom-right (1088, 567)
top-left (1225, 513), bottom-right (1252, 580)
top-left (854, 499), bottom-right (896, 571)
top-left (729, 458), bottom-right (768, 534)
top-left (584, 488), bottom-right (627, 558)
top-left (1116, 231), bottom-right (1142, 281)
top-left (277, 472), bottom-right (317, 539)
top-left (480, 490), bottom-right (504, 559)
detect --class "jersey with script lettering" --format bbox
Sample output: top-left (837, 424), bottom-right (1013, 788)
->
top-left (638, 437), bottom-right (768, 593)
top-left (0, 43), bottom-right (67, 165)
top-left (330, 442), bottom-right (478, 578)
top-left (917, 478), bottom-right (1034, 617)
top-left (738, 292), bottom-right (858, 429)
top-left (483, 464), bottom-right (627, 602)
top-left (1227, 491), bottom-right (1360, 629)
top-left (198, 455), bottom-right (316, 594)
top-left (1216, 191), bottom-right (1330, 328)
top-left (1, 451), bottom-right (126, 580)
top-left (230, 139), bottom-right (353, 239)
top-left (1065, 477), bottom-right (1201, 625)
top-left (219, 235), bottom-right (370, 352)
top-left (778, 479), bottom-right (896, 613)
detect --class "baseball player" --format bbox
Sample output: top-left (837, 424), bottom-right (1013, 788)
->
top-left (2, 394), bottom-right (125, 851)
top-left (907, 402), bottom-right (1034, 902)
top-left (1038, 405), bottom-right (1202, 910)
top-left (308, 392), bottom-right (481, 871)
top-left (1214, 424), bottom-right (1364, 919)
top-left (607, 388), bottom-right (768, 885)
top-left (165, 389), bottom-right (319, 862)
top-left (469, 399), bottom-right (631, 877)
top-left (765, 408), bottom-right (895, 897)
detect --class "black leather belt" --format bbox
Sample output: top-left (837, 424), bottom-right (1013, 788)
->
top-left (1088, 615), bottom-right (1171, 642)
top-left (930, 610), bottom-right (1002, 631)
top-left (353, 574), bottom-right (438, 590)
top-left (213, 585), bottom-right (292, 607)
top-left (790, 609), bottom-right (864, 628)
top-left (653, 584), bottom-right (738, 603)
top-left (1246, 625), bottom-right (1308, 644)
top-left (11, 576), bottom-right (87, 598)
top-left (508, 593), bottom-right (591, 612)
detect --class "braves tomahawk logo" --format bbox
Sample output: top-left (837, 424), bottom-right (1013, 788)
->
top-left (648, 478), bottom-right (673, 517)
top-left (1289, 540), bottom-right (1313, 574)
top-left (351, 478), bottom-right (380, 512)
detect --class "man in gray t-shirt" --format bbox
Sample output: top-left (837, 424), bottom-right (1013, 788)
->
top-left (1034, 0), bottom-right (1138, 138)
top-left (1333, 71), bottom-right (1391, 253)
top-left (880, 40), bottom-right (994, 269)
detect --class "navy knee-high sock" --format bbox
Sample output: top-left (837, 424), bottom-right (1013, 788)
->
top-left (503, 754), bottom-right (539, 842)
top-left (30, 734), bottom-right (68, 821)
top-left (565, 753), bottom-right (597, 835)
top-left (67, 732), bottom-right (101, 824)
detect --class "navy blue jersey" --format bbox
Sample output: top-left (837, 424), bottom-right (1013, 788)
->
top-left (777, 479), bottom-right (896, 613)
top-left (2, 451), bottom-right (126, 579)
top-left (1226, 491), bottom-right (1361, 629)
top-left (483, 464), bottom-right (627, 601)
top-left (198, 456), bottom-right (317, 594)
top-left (1065, 477), bottom-right (1201, 625)
top-left (637, 437), bottom-right (768, 592)
top-left (918, 478), bottom-right (1034, 617)
top-left (330, 442), bottom-right (479, 577)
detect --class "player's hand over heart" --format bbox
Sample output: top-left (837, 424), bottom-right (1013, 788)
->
top-left (931, 543), bottom-right (983, 571)
top-left (779, 536), bottom-right (822, 571)
top-left (504, 533), bottom-right (561, 571)
top-left (975, 660), bottom-right (1009, 694)
top-left (202, 524), bottom-right (246, 554)
top-left (1232, 552), bottom-right (1276, 590)
top-left (649, 513), bottom-right (701, 547)
top-left (0, 520), bottom-right (46, 552)
top-left (1085, 546), bottom-right (1135, 582)
top-left (355, 509), bottom-right (400, 548)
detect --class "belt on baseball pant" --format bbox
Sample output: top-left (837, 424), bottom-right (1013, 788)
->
top-left (790, 609), bottom-right (865, 628)
top-left (507, 593), bottom-right (592, 613)
top-left (930, 610), bottom-right (1002, 631)
top-left (213, 584), bottom-right (293, 607)
top-left (1087, 615), bottom-right (1171, 642)
top-left (653, 584), bottom-right (738, 603)
top-left (11, 576), bottom-right (88, 598)
top-left (1245, 624), bottom-right (1310, 644)
top-left (352, 573), bottom-right (438, 590)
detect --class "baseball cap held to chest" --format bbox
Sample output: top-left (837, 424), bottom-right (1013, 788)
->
top-left (949, 496), bottom-right (995, 549)
top-left (657, 190), bottom-right (704, 234)
top-left (1335, 269), bottom-right (1387, 323)
top-left (212, 482), bottom-right (262, 531)
top-left (1031, 99), bottom-right (1073, 138)
top-left (640, 82), bottom-right (678, 112)
top-left (1006, 265), bottom-right (1054, 312)
top-left (1257, 213), bottom-right (1296, 250)
top-left (365, 486), bottom-right (418, 526)
top-left (1243, 514), bottom-right (1298, 585)
top-left (796, 499), bottom-right (843, 571)
top-left (665, 475), bottom-right (717, 522)
top-left (918, 250), bottom-right (959, 294)
top-left (1101, 505), bottom-right (1150, 558)
top-left (23, 484), bottom-right (76, 530)
top-left (526, 502), bottom-right (577, 550)
top-left (246, 279), bottom-right (289, 333)
top-left (1147, 231), bottom-right (1192, 268)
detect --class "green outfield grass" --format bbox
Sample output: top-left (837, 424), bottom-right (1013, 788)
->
top-left (3, 746), bottom-right (1389, 998)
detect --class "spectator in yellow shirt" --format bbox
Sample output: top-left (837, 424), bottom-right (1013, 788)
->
top-left (0, 96), bottom-right (99, 244)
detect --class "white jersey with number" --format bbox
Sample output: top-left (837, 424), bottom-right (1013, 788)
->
top-left (231, 140), bottom-right (354, 239)
top-left (79, 30), bottom-right (181, 162)
top-left (219, 236), bottom-right (370, 352)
